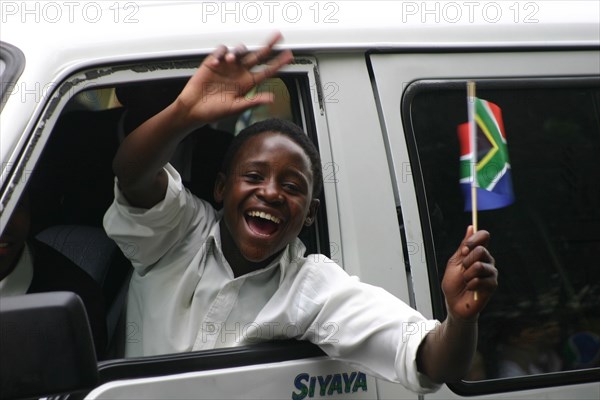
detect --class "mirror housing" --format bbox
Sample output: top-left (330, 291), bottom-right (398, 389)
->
top-left (0, 292), bottom-right (99, 399)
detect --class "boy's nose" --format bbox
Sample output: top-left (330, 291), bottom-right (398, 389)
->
top-left (257, 180), bottom-right (284, 204)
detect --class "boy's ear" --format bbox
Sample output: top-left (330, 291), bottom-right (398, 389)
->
top-left (304, 199), bottom-right (320, 227)
top-left (213, 172), bottom-right (227, 204)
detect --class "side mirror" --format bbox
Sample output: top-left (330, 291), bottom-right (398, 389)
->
top-left (0, 292), bottom-right (99, 399)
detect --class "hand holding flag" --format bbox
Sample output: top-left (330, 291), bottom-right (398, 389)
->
top-left (442, 225), bottom-right (497, 320)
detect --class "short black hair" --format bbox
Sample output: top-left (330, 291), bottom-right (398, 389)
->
top-left (220, 118), bottom-right (323, 198)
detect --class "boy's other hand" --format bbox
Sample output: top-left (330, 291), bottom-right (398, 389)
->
top-left (176, 32), bottom-right (294, 126)
top-left (442, 226), bottom-right (497, 321)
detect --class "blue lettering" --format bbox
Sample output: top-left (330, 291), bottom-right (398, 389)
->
top-left (292, 373), bottom-right (309, 400)
top-left (308, 376), bottom-right (316, 398)
top-left (292, 371), bottom-right (366, 398)
top-left (352, 372), bottom-right (368, 393)
top-left (327, 374), bottom-right (343, 395)
top-left (317, 375), bottom-right (332, 396)
top-left (342, 372), bottom-right (357, 393)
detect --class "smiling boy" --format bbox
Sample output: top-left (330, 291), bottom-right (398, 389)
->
top-left (215, 119), bottom-right (321, 276)
top-left (104, 33), bottom-right (498, 393)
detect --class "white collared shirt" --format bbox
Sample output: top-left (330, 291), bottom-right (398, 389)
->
top-left (104, 164), bottom-right (440, 394)
top-left (0, 244), bottom-right (33, 297)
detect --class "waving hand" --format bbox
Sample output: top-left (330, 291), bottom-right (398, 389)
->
top-left (177, 32), bottom-right (294, 126)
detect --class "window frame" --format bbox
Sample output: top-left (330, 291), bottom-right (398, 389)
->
top-left (401, 76), bottom-right (600, 396)
top-left (0, 41), bottom-right (25, 114)
top-left (0, 55), bottom-right (343, 388)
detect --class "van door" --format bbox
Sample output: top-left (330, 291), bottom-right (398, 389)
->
top-left (369, 50), bottom-right (600, 399)
top-left (89, 347), bottom-right (377, 400)
top-left (3, 51), bottom-right (415, 398)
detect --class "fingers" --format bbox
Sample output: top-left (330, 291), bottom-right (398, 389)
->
top-left (245, 31), bottom-right (284, 68)
top-left (462, 256), bottom-right (496, 280)
top-left (252, 49), bottom-right (294, 84)
top-left (233, 44), bottom-right (249, 58)
top-left (206, 44), bottom-right (228, 67)
top-left (449, 225), bottom-right (495, 278)
top-left (208, 32), bottom-right (291, 74)
top-left (461, 228), bottom-right (490, 256)
top-left (229, 92), bottom-right (275, 115)
top-left (464, 263), bottom-right (498, 293)
top-left (463, 245), bottom-right (494, 268)
top-left (461, 242), bottom-right (497, 294)
top-left (241, 33), bottom-right (292, 85)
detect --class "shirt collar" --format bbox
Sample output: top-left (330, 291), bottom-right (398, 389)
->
top-left (0, 243), bottom-right (33, 297)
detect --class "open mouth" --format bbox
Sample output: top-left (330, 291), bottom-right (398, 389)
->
top-left (245, 210), bottom-right (282, 236)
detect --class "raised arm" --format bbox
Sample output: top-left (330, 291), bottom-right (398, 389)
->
top-left (417, 226), bottom-right (498, 383)
top-left (112, 33), bottom-right (294, 208)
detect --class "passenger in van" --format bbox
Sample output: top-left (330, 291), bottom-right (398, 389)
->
top-left (103, 33), bottom-right (498, 393)
top-left (0, 190), bottom-right (108, 359)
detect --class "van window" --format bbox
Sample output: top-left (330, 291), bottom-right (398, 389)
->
top-left (41, 76), bottom-right (316, 242)
top-left (406, 79), bottom-right (600, 387)
top-left (25, 70), bottom-right (329, 360)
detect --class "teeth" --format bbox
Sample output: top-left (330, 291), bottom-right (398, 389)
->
top-left (247, 211), bottom-right (281, 224)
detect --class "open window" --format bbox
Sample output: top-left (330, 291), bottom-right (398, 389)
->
top-left (0, 54), bottom-right (341, 398)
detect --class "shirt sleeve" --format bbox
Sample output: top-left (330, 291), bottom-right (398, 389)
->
top-left (296, 258), bottom-right (442, 394)
top-left (103, 164), bottom-right (218, 273)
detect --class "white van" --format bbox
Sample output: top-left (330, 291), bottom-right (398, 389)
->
top-left (1, 1), bottom-right (599, 399)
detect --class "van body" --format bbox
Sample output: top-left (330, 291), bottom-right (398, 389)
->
top-left (1, 1), bottom-right (599, 399)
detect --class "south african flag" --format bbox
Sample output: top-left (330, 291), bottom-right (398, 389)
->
top-left (457, 98), bottom-right (515, 211)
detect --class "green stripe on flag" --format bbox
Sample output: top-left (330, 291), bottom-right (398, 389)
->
top-left (474, 98), bottom-right (510, 190)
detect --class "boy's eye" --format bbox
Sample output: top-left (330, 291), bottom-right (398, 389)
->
top-left (283, 182), bottom-right (301, 193)
top-left (244, 173), bottom-right (263, 182)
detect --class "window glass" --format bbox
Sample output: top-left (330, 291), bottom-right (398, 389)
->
top-left (64, 78), bottom-right (293, 131)
top-left (408, 80), bottom-right (600, 381)
top-left (63, 88), bottom-right (120, 113)
top-left (234, 79), bottom-right (292, 132)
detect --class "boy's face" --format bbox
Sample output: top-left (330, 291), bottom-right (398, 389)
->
top-left (215, 132), bottom-right (319, 266)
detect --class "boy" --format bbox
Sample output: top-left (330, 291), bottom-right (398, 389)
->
top-left (104, 33), bottom-right (497, 393)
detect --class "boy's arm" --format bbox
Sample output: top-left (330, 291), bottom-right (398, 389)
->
top-left (416, 226), bottom-right (497, 383)
top-left (112, 33), bottom-right (293, 208)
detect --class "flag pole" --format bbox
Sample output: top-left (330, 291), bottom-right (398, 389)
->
top-left (467, 81), bottom-right (479, 301)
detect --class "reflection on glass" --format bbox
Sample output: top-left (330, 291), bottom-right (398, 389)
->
top-left (410, 82), bottom-right (600, 380)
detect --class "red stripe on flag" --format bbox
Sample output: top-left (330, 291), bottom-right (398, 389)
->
top-left (457, 122), bottom-right (471, 157)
